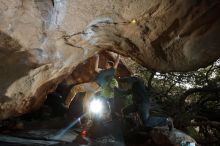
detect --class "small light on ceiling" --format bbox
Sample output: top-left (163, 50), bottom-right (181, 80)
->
top-left (131, 19), bottom-right (137, 24)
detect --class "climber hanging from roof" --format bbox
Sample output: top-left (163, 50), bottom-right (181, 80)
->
top-left (95, 53), bottom-right (120, 88)
top-left (94, 53), bottom-right (120, 118)
top-left (64, 53), bottom-right (120, 122)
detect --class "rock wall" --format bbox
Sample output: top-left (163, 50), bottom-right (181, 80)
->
top-left (0, 0), bottom-right (100, 119)
top-left (0, 0), bottom-right (220, 119)
top-left (67, 0), bottom-right (220, 72)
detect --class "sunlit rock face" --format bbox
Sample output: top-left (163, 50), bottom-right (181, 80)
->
top-left (67, 51), bottom-right (131, 86)
top-left (0, 0), bottom-right (220, 119)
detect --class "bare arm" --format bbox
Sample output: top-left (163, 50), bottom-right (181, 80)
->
top-left (113, 54), bottom-right (120, 69)
top-left (95, 54), bottom-right (100, 72)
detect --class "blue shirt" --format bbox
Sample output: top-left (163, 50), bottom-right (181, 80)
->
top-left (95, 68), bottom-right (116, 87)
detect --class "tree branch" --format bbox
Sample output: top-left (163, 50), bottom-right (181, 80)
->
top-left (205, 64), bottom-right (214, 85)
top-left (199, 94), bottom-right (219, 105)
top-left (165, 83), bottom-right (175, 96)
top-left (179, 86), bottom-right (220, 112)
top-left (148, 71), bottom-right (155, 89)
top-left (191, 120), bottom-right (220, 129)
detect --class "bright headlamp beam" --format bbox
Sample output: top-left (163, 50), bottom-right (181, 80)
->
top-left (89, 99), bottom-right (103, 114)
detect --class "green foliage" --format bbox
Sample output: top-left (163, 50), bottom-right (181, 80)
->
top-left (124, 57), bottom-right (220, 145)
top-left (186, 127), bottom-right (201, 140)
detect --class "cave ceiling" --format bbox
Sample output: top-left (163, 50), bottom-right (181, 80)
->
top-left (0, 0), bottom-right (219, 119)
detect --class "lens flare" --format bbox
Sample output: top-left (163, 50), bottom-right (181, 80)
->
top-left (89, 99), bottom-right (103, 114)
top-left (53, 114), bottom-right (85, 140)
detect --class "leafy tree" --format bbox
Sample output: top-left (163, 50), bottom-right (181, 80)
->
top-left (123, 58), bottom-right (220, 145)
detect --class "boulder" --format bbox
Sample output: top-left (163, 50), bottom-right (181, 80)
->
top-left (0, 0), bottom-right (219, 119)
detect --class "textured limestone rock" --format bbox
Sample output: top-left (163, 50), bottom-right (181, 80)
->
top-left (68, 51), bottom-right (131, 86)
top-left (0, 0), bottom-right (220, 119)
top-left (68, 0), bottom-right (220, 72)
top-left (0, 0), bottom-right (100, 119)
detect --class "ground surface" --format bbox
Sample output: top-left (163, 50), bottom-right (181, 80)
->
top-left (0, 119), bottom-right (127, 146)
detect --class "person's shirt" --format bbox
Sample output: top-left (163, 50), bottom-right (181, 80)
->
top-left (118, 76), bottom-right (150, 103)
top-left (95, 68), bottom-right (116, 87)
top-left (131, 80), bottom-right (149, 103)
